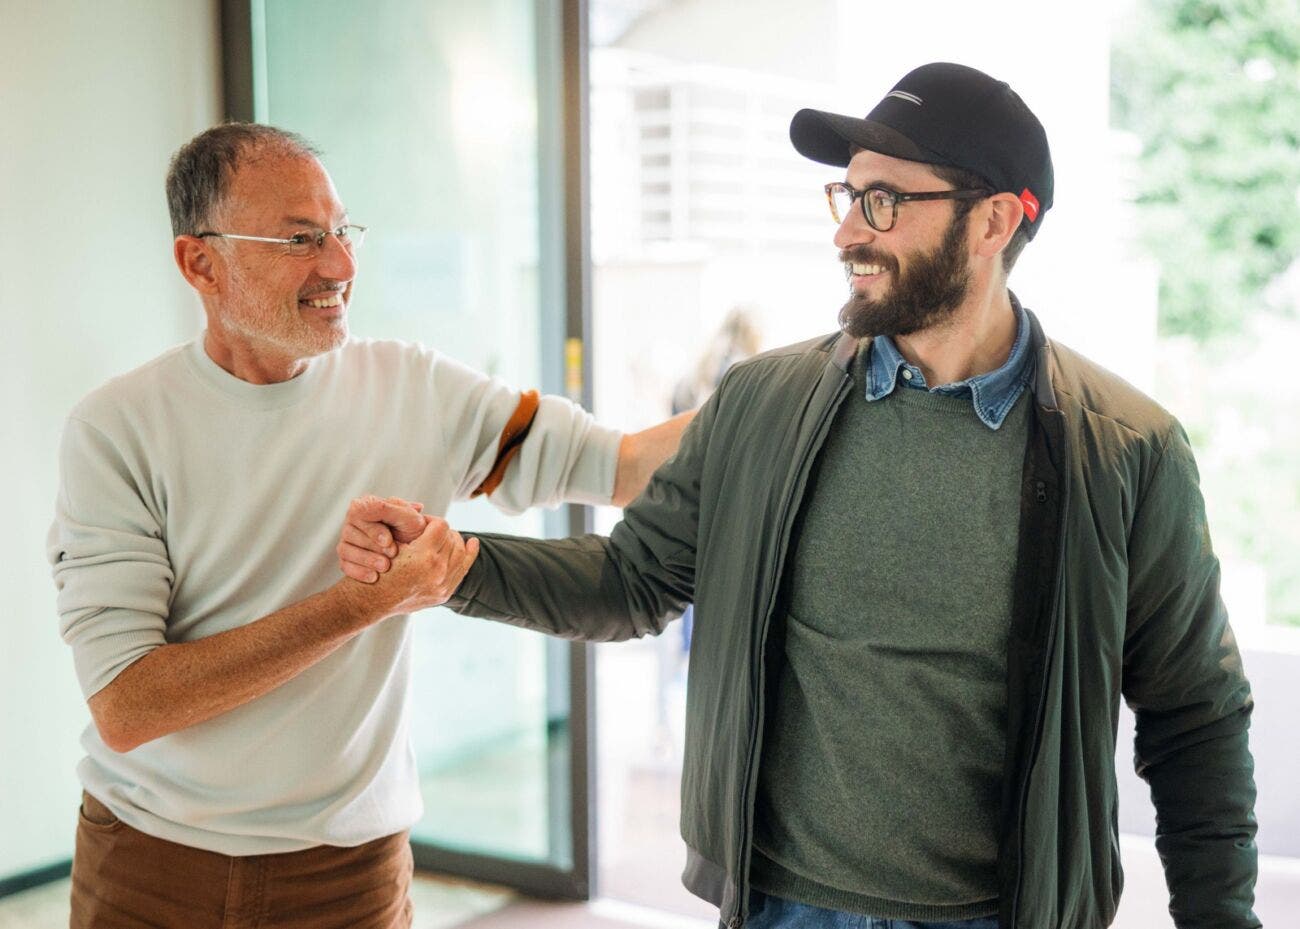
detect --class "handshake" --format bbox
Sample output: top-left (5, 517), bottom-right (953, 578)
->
top-left (334, 495), bottom-right (481, 616)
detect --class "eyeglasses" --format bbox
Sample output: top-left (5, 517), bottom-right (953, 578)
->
top-left (195, 223), bottom-right (368, 258)
top-left (823, 182), bottom-right (991, 232)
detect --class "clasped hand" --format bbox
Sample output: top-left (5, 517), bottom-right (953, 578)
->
top-left (336, 495), bottom-right (479, 614)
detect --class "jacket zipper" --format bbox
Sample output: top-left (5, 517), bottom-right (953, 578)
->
top-left (1009, 467), bottom-right (1070, 926)
top-left (729, 377), bottom-right (850, 929)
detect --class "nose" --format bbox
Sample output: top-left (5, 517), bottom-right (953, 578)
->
top-left (833, 205), bottom-right (874, 250)
top-left (317, 230), bottom-right (357, 281)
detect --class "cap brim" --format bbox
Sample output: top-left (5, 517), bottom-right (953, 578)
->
top-left (790, 108), bottom-right (934, 168)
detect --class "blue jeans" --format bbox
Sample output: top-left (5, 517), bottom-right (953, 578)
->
top-left (745, 890), bottom-right (999, 929)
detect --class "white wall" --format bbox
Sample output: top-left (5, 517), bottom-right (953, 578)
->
top-left (0, 0), bottom-right (221, 877)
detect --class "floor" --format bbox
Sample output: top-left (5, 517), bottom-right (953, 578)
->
top-left (5, 834), bottom-right (1300, 929)
top-left (7, 644), bottom-right (1298, 927)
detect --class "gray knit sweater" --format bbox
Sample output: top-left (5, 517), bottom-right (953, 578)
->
top-left (751, 366), bottom-right (1031, 921)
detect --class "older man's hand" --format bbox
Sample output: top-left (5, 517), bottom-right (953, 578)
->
top-left (337, 495), bottom-right (429, 583)
top-left (361, 516), bottom-right (480, 617)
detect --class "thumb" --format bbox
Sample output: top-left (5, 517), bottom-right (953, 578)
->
top-left (411, 517), bottom-right (450, 550)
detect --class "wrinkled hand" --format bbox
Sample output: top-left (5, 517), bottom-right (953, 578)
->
top-left (338, 495), bottom-right (428, 583)
top-left (366, 517), bottom-right (480, 617)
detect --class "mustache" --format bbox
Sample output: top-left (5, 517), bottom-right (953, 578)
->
top-left (837, 246), bottom-right (898, 276)
top-left (298, 283), bottom-right (347, 300)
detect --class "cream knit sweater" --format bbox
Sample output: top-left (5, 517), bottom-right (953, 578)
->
top-left (48, 336), bottom-right (619, 854)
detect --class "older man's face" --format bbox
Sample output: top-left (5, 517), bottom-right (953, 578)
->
top-left (210, 155), bottom-right (356, 359)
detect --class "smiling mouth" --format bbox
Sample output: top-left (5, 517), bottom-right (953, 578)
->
top-left (848, 262), bottom-right (886, 277)
top-left (300, 292), bottom-right (344, 309)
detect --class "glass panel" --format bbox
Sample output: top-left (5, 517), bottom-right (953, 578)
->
top-left (261, 0), bottom-right (572, 868)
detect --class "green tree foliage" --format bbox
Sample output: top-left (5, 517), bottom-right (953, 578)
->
top-left (1111, 0), bottom-right (1300, 340)
top-left (1115, 1), bottom-right (1300, 628)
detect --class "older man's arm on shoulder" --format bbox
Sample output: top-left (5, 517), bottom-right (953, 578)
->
top-left (443, 392), bottom-right (714, 641)
top-left (1122, 423), bottom-right (1261, 929)
top-left (341, 388), bottom-right (713, 640)
top-left (613, 410), bottom-right (695, 506)
top-left (429, 351), bottom-right (693, 514)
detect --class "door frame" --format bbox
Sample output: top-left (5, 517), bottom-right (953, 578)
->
top-left (219, 0), bottom-right (598, 901)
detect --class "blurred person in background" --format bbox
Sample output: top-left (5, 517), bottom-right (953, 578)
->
top-left (671, 306), bottom-right (765, 415)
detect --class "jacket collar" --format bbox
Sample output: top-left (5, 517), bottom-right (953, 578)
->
top-left (825, 292), bottom-right (1056, 409)
top-left (830, 330), bottom-right (860, 373)
top-left (1019, 298), bottom-right (1057, 410)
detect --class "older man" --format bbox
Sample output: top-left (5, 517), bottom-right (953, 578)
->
top-left (48, 122), bottom-right (688, 929)
top-left (347, 63), bottom-right (1260, 929)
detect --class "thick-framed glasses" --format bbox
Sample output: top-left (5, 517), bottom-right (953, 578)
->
top-left (823, 182), bottom-right (990, 232)
top-left (195, 223), bottom-right (368, 258)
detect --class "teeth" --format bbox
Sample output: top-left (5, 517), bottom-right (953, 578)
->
top-left (851, 262), bottom-right (884, 276)
top-left (305, 294), bottom-right (342, 308)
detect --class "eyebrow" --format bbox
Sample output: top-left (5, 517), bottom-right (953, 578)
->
top-left (282, 212), bottom-right (349, 229)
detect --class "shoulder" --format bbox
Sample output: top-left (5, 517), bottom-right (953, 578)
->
top-left (69, 342), bottom-right (193, 430)
top-left (335, 337), bottom-right (494, 387)
top-left (1043, 338), bottom-right (1185, 459)
top-left (721, 331), bottom-right (846, 385)
top-left (1046, 341), bottom-right (1175, 431)
top-left (334, 336), bottom-right (434, 372)
top-left (687, 332), bottom-right (850, 438)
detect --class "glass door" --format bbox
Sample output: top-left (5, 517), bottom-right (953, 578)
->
top-left (223, 0), bottom-right (594, 898)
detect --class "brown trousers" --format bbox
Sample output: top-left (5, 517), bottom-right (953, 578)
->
top-left (71, 793), bottom-right (413, 929)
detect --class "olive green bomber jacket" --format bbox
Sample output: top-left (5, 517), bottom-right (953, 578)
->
top-left (446, 306), bottom-right (1259, 929)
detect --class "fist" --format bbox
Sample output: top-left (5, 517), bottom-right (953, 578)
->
top-left (337, 495), bottom-right (428, 583)
top-left (368, 516), bottom-right (481, 617)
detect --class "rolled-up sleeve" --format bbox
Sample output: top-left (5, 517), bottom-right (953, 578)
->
top-left (435, 352), bottom-right (621, 513)
top-left (48, 417), bottom-right (172, 698)
top-left (485, 394), bottom-right (620, 513)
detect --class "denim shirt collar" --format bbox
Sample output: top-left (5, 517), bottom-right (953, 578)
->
top-left (864, 296), bottom-right (1033, 430)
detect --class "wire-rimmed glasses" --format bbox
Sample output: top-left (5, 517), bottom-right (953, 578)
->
top-left (195, 223), bottom-right (368, 258)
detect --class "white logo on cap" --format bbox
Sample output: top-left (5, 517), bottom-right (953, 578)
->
top-left (887, 90), bottom-right (923, 106)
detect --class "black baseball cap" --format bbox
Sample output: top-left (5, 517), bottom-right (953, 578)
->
top-left (790, 62), bottom-right (1053, 238)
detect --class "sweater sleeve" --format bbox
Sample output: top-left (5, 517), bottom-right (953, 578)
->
top-left (432, 352), bottom-right (620, 513)
top-left (47, 417), bottom-right (173, 699)
top-left (443, 379), bottom-right (711, 640)
top-left (1122, 422), bottom-right (1260, 929)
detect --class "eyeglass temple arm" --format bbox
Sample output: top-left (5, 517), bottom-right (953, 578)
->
top-left (895, 188), bottom-right (993, 203)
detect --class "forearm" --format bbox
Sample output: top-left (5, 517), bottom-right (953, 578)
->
top-left (1141, 709), bottom-right (1260, 928)
top-left (612, 411), bottom-right (695, 506)
top-left (447, 531), bottom-right (687, 642)
top-left (89, 579), bottom-right (384, 753)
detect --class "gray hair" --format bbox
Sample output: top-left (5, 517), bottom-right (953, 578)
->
top-left (165, 122), bottom-right (320, 237)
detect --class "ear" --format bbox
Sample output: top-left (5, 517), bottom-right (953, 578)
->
top-left (972, 193), bottom-right (1024, 262)
top-left (173, 236), bottom-right (221, 296)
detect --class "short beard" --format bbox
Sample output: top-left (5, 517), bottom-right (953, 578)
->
top-left (837, 210), bottom-right (973, 339)
top-left (224, 260), bottom-right (348, 359)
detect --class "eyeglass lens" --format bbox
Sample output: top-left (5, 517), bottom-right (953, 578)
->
top-left (828, 185), bottom-right (897, 232)
top-left (287, 225), bottom-right (365, 256)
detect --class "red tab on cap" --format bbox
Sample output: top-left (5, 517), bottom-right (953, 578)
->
top-left (1019, 188), bottom-right (1040, 222)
